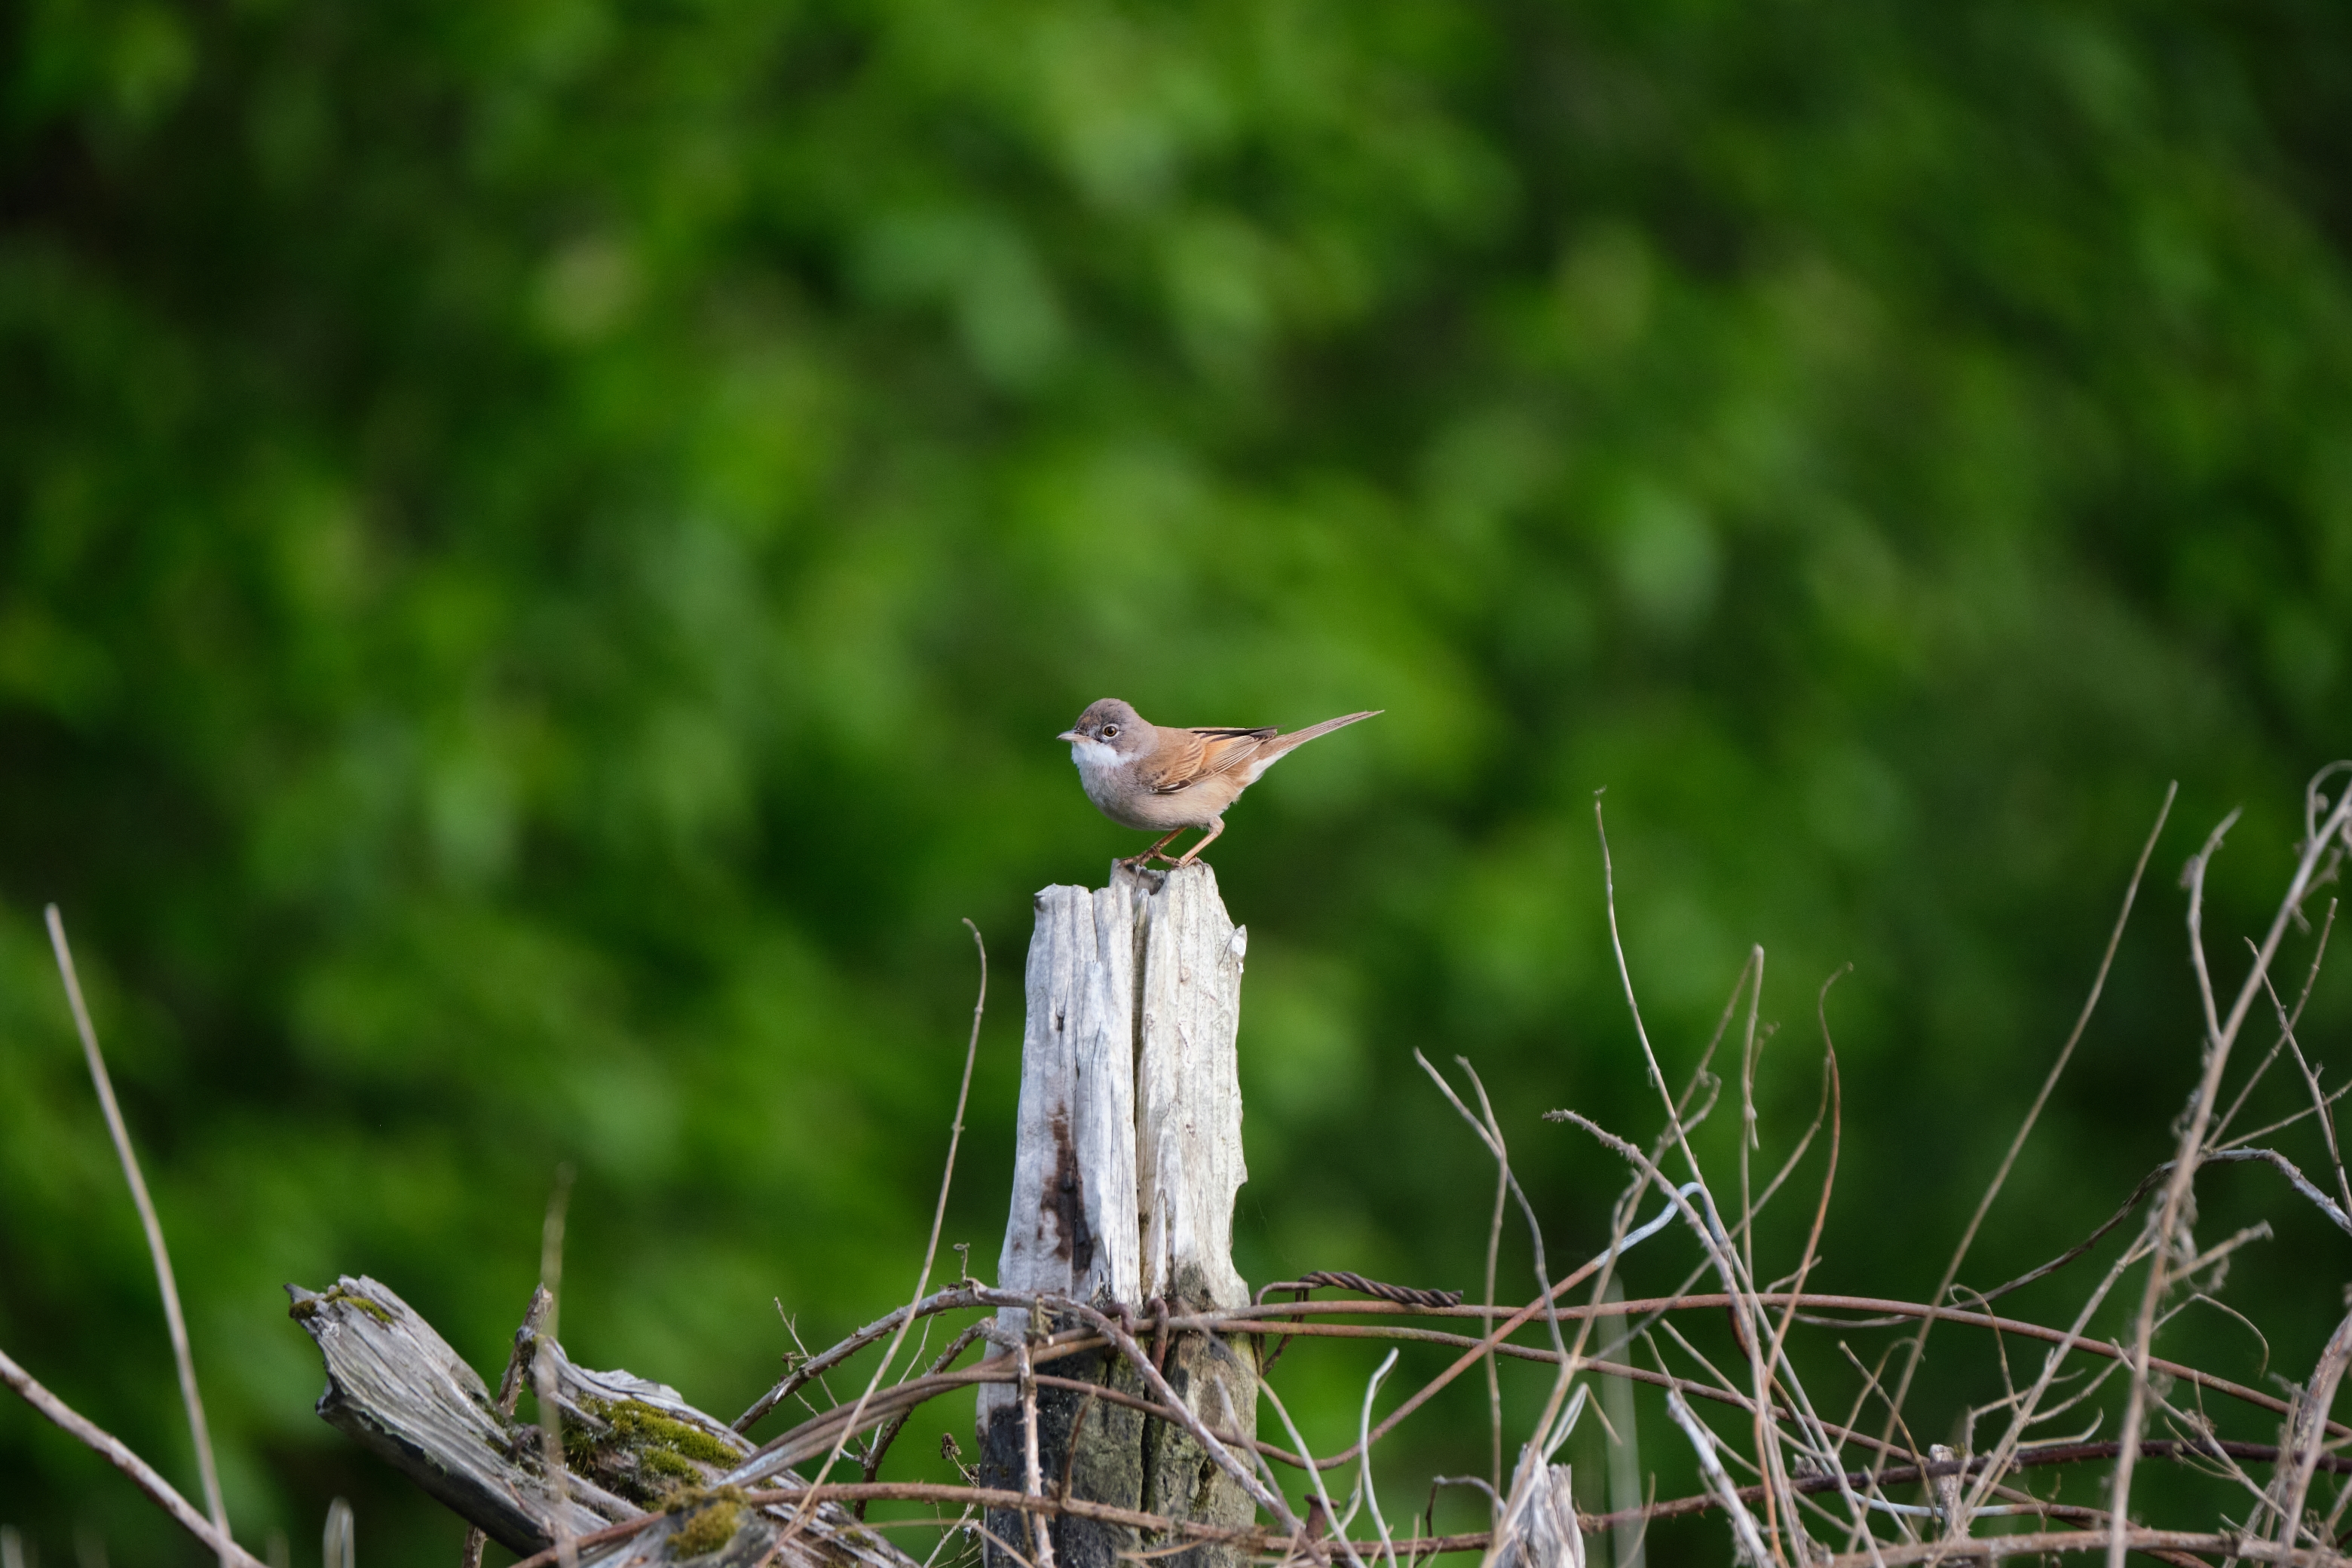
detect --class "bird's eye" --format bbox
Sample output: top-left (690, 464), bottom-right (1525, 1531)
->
top-left (1101, 724), bottom-right (1119, 738)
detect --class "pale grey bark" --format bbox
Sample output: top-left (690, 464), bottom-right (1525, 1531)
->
top-left (978, 880), bottom-right (1143, 1433)
top-left (291, 1276), bottom-right (614, 1546)
top-left (982, 863), bottom-right (1259, 1568)
top-left (1134, 864), bottom-right (1250, 1313)
top-left (289, 1276), bottom-right (918, 1568)
top-left (293, 864), bottom-right (1262, 1568)
top-left (1493, 1462), bottom-right (1585, 1568)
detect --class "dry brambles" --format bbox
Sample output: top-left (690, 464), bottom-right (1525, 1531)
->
top-left (6, 764), bottom-right (2352, 1567)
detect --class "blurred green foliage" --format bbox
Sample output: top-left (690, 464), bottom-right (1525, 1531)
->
top-left (4, 0), bottom-right (2351, 1558)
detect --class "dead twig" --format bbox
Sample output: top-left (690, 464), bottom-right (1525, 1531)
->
top-left (1878, 784), bottom-right (2172, 1464)
top-left (1975, 1147), bottom-right (2352, 1306)
top-left (1822, 1527), bottom-right (2339, 1566)
top-left (860, 1319), bottom-right (991, 1514)
top-left (1663, 1389), bottom-right (1772, 1563)
top-left (2268, 1303), bottom-right (2352, 1548)
top-left (1015, 1333), bottom-right (1055, 1568)
top-left (531, 1162), bottom-right (578, 1568)
top-left (46, 905), bottom-right (232, 1565)
top-left (1056, 1297), bottom-right (1300, 1533)
top-left (763, 920), bottom-right (989, 1560)
top-left (463, 1285), bottom-right (553, 1568)
top-left (1257, 1373), bottom-right (1360, 1568)
top-left (737, 1287), bottom-right (994, 1433)
top-left (0, 1344), bottom-right (265, 1568)
top-left (2111, 785), bottom-right (2351, 1565)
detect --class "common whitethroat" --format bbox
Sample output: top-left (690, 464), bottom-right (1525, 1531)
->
top-left (1058, 698), bottom-right (1382, 868)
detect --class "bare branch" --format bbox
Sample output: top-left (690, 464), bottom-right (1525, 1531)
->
top-left (2111, 779), bottom-right (2352, 1566)
top-left (1880, 784), bottom-right (2173, 1459)
top-left (2269, 1303), bottom-right (2352, 1548)
top-left (0, 1344), bottom-right (265, 1568)
top-left (45, 905), bottom-right (231, 1563)
top-left (764, 920), bottom-right (989, 1559)
top-left (1663, 1390), bottom-right (1770, 1564)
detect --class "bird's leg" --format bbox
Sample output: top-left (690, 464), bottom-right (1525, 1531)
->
top-left (1170, 817), bottom-right (1227, 868)
top-left (1118, 827), bottom-right (1188, 870)
top-left (1148, 826), bottom-right (1204, 865)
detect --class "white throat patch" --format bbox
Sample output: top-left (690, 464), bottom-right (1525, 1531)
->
top-left (1067, 737), bottom-right (1122, 775)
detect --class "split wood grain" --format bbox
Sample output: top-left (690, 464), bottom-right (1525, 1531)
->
top-left (1133, 863), bottom-right (1249, 1313)
top-left (982, 863), bottom-right (1258, 1568)
top-left (290, 1276), bottom-right (918, 1568)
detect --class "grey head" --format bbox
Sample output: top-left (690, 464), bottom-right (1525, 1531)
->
top-left (1057, 698), bottom-right (1150, 756)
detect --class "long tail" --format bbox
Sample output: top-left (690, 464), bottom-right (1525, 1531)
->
top-left (1267, 709), bottom-right (1382, 757)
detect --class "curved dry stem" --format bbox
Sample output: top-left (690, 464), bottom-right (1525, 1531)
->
top-left (737, 1285), bottom-right (993, 1433)
top-left (1356, 1349), bottom-right (1403, 1568)
top-left (1258, 1371), bottom-right (1359, 1567)
top-left (1877, 783), bottom-right (2172, 1462)
top-left (0, 1345), bottom-right (263, 1568)
top-left (2111, 777), bottom-right (2352, 1566)
top-left (761, 921), bottom-right (988, 1559)
top-left (531, 1162), bottom-right (577, 1568)
top-left (45, 905), bottom-right (232, 1566)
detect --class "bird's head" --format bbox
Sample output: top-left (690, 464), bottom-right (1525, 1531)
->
top-left (1058, 698), bottom-right (1147, 764)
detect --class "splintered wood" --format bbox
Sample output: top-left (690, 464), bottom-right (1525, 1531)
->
top-left (1135, 868), bottom-right (1251, 1312)
top-left (980, 862), bottom-right (1257, 1568)
top-left (988, 882), bottom-right (1143, 1333)
top-left (277, 865), bottom-right (1263, 1568)
top-left (288, 1275), bottom-right (917, 1568)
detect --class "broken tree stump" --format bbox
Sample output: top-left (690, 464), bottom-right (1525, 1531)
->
top-left (289, 1276), bottom-right (920, 1568)
top-left (978, 862), bottom-right (1258, 1568)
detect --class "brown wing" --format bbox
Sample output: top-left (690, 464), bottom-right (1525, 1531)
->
top-left (1135, 726), bottom-right (1278, 795)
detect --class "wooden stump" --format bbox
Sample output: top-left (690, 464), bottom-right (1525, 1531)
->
top-left (980, 863), bottom-right (1258, 1568)
top-left (287, 1276), bottom-right (918, 1568)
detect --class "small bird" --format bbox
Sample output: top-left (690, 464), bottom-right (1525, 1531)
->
top-left (1058, 698), bottom-right (1381, 868)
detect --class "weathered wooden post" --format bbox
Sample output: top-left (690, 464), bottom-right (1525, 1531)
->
top-left (978, 862), bottom-right (1258, 1568)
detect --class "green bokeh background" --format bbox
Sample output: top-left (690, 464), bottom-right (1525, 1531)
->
top-left (5, 0), bottom-right (2350, 1559)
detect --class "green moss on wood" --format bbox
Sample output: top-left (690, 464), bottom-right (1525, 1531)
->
top-left (666, 1485), bottom-right (749, 1557)
top-left (301, 1288), bottom-right (393, 1325)
top-left (605, 1398), bottom-right (742, 1465)
top-left (559, 1394), bottom-right (744, 1505)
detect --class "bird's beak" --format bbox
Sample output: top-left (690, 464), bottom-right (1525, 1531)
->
top-left (1056, 730), bottom-right (1082, 743)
